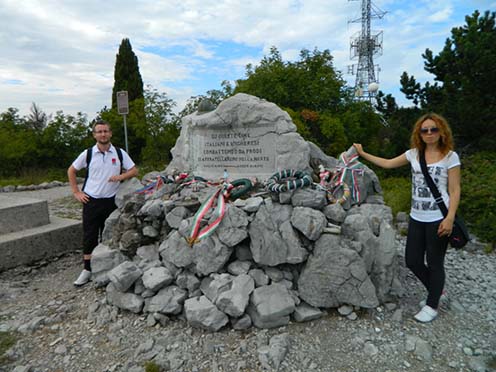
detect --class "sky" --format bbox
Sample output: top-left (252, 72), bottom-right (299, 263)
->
top-left (0, 0), bottom-right (494, 119)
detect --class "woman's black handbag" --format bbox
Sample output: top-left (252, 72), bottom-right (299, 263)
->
top-left (419, 152), bottom-right (470, 249)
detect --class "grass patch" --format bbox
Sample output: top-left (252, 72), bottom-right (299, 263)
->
top-left (488, 355), bottom-right (496, 369)
top-left (144, 360), bottom-right (161, 372)
top-left (380, 176), bottom-right (411, 219)
top-left (0, 331), bottom-right (17, 366)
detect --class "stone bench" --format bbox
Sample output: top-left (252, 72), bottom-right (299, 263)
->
top-left (0, 195), bottom-right (82, 271)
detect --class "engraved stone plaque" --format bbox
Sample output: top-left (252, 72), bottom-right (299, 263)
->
top-left (190, 125), bottom-right (276, 178)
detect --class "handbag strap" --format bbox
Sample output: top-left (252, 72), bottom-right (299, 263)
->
top-left (418, 151), bottom-right (449, 217)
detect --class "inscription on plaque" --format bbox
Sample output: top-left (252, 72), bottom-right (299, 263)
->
top-left (190, 126), bottom-right (276, 176)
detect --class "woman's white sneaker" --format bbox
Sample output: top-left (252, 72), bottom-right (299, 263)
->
top-left (419, 291), bottom-right (448, 308)
top-left (73, 269), bottom-right (91, 287)
top-left (414, 305), bottom-right (438, 323)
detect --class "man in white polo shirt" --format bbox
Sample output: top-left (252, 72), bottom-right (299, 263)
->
top-left (68, 119), bottom-right (138, 286)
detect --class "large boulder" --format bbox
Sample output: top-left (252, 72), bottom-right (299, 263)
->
top-left (297, 234), bottom-right (379, 308)
top-left (165, 93), bottom-right (312, 180)
top-left (249, 199), bottom-right (308, 266)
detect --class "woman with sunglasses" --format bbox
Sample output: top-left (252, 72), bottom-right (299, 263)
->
top-left (353, 113), bottom-right (461, 323)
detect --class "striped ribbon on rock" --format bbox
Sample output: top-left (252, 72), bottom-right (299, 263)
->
top-left (187, 182), bottom-right (233, 246)
top-left (332, 152), bottom-right (364, 202)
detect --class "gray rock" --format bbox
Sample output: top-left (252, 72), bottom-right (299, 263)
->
top-left (12, 367), bottom-right (32, 372)
top-left (258, 333), bottom-right (291, 370)
top-left (115, 178), bottom-right (142, 208)
top-left (216, 274), bottom-right (255, 317)
top-left (184, 296), bottom-right (229, 332)
top-left (292, 302), bottom-right (323, 322)
top-left (323, 203), bottom-right (347, 224)
top-left (106, 283), bottom-right (144, 313)
top-left (108, 261), bottom-right (143, 292)
top-left (291, 187), bottom-right (328, 209)
top-left (247, 283), bottom-right (296, 329)
top-left (166, 206), bottom-right (191, 229)
top-left (249, 199), bottom-right (307, 266)
top-left (144, 285), bottom-right (187, 315)
top-left (200, 273), bottom-right (233, 303)
top-left (242, 196), bottom-right (264, 213)
top-left (91, 244), bottom-right (127, 287)
top-left (264, 267), bottom-right (284, 282)
top-left (248, 269), bottom-right (270, 287)
top-left (141, 266), bottom-right (174, 292)
top-left (192, 235), bottom-right (232, 276)
top-left (136, 244), bottom-right (160, 262)
top-left (406, 335), bottom-right (433, 362)
top-left (142, 225), bottom-right (159, 238)
top-left (176, 271), bottom-right (201, 293)
top-left (102, 209), bottom-right (122, 243)
top-left (227, 260), bottom-right (252, 275)
top-left (298, 234), bottom-right (379, 308)
top-left (137, 199), bottom-right (166, 219)
top-left (369, 222), bottom-right (400, 303)
top-left (231, 314), bottom-right (252, 330)
top-left (216, 205), bottom-right (249, 247)
top-left (159, 231), bottom-right (194, 268)
top-left (290, 207), bottom-right (327, 241)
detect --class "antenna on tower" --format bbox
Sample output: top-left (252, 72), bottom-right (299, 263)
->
top-left (348, 0), bottom-right (386, 103)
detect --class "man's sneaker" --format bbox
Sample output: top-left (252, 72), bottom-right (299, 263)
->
top-left (419, 291), bottom-right (448, 308)
top-left (414, 305), bottom-right (438, 323)
top-left (74, 269), bottom-right (91, 287)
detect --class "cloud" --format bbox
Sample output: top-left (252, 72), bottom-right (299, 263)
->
top-left (0, 0), bottom-right (492, 116)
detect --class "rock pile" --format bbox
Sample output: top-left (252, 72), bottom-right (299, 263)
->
top-left (90, 176), bottom-right (401, 332)
top-left (87, 93), bottom-right (402, 332)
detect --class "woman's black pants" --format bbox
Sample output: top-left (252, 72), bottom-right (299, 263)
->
top-left (405, 217), bottom-right (449, 309)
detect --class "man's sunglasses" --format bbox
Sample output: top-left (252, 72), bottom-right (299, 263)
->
top-left (420, 127), bottom-right (440, 134)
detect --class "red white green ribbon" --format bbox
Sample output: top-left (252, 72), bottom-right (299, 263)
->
top-left (187, 183), bottom-right (233, 246)
top-left (332, 152), bottom-right (364, 202)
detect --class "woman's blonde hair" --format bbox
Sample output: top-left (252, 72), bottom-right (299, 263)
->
top-left (410, 113), bottom-right (454, 155)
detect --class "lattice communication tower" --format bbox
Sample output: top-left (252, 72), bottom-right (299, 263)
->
top-left (348, 0), bottom-right (386, 101)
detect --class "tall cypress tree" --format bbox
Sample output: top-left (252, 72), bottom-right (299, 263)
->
top-left (105, 38), bottom-right (146, 161)
top-left (111, 38), bottom-right (144, 109)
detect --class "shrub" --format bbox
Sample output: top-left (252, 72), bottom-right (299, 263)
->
top-left (459, 151), bottom-right (496, 247)
top-left (380, 176), bottom-right (411, 220)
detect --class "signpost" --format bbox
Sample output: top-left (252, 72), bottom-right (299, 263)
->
top-left (116, 91), bottom-right (129, 153)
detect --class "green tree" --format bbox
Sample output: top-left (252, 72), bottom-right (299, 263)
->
top-left (26, 102), bottom-right (49, 132)
top-left (107, 38), bottom-right (146, 161)
top-left (0, 108), bottom-right (36, 175)
top-left (235, 47), bottom-right (344, 112)
top-left (39, 112), bottom-right (92, 168)
top-left (178, 81), bottom-right (234, 118)
top-left (111, 38), bottom-right (144, 108)
top-left (141, 85), bottom-right (179, 167)
top-left (400, 10), bottom-right (496, 151)
top-left (234, 46), bottom-right (383, 155)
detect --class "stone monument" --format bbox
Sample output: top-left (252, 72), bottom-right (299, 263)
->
top-left (166, 93), bottom-right (312, 180)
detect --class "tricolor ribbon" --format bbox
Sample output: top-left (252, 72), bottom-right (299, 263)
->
top-left (187, 182), bottom-right (233, 246)
top-left (332, 152), bottom-right (364, 202)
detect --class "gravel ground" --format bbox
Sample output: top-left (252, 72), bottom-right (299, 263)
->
top-left (1, 187), bottom-right (495, 372)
